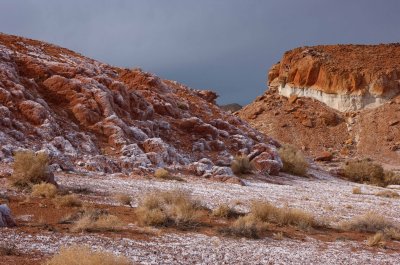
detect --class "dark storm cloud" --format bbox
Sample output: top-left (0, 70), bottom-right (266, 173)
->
top-left (1, 0), bottom-right (400, 105)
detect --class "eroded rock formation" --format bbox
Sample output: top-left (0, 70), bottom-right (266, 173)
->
top-left (0, 33), bottom-right (282, 177)
top-left (240, 44), bottom-right (400, 166)
top-left (269, 44), bottom-right (400, 111)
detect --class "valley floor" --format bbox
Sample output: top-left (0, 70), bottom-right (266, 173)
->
top-left (1, 165), bottom-right (400, 264)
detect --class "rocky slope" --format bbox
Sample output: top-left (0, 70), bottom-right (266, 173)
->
top-left (0, 33), bottom-right (281, 177)
top-left (240, 44), bottom-right (400, 166)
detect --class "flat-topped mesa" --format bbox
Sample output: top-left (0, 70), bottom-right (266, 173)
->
top-left (268, 44), bottom-right (400, 112)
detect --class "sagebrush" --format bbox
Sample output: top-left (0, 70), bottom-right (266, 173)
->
top-left (31, 183), bottom-right (57, 198)
top-left (10, 150), bottom-right (49, 188)
top-left (278, 145), bottom-right (308, 176)
top-left (342, 159), bottom-right (400, 186)
top-left (135, 190), bottom-right (202, 228)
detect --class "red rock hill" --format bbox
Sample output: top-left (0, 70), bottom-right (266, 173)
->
top-left (0, 33), bottom-right (281, 177)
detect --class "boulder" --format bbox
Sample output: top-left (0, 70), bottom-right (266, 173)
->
top-left (0, 204), bottom-right (16, 227)
top-left (252, 152), bottom-right (282, 175)
top-left (18, 100), bottom-right (47, 125)
top-left (315, 151), bottom-right (333, 161)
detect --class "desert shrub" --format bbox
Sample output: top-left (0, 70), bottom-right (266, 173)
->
top-left (45, 245), bottom-right (131, 265)
top-left (31, 183), bottom-right (57, 198)
top-left (383, 171), bottom-right (400, 186)
top-left (375, 190), bottom-right (399, 198)
top-left (154, 168), bottom-right (169, 179)
top-left (278, 145), bottom-right (308, 176)
top-left (250, 201), bottom-right (316, 229)
top-left (212, 204), bottom-right (240, 219)
top-left (339, 212), bottom-right (397, 233)
top-left (177, 102), bottom-right (189, 110)
top-left (114, 193), bottom-right (132, 206)
top-left (276, 207), bottom-right (316, 229)
top-left (343, 159), bottom-right (400, 187)
top-left (71, 209), bottom-right (123, 233)
top-left (219, 215), bottom-right (266, 239)
top-left (342, 159), bottom-right (385, 185)
top-left (135, 190), bottom-right (202, 228)
top-left (54, 194), bottom-right (82, 208)
top-left (273, 231), bottom-right (284, 240)
top-left (0, 243), bottom-right (18, 256)
top-left (153, 168), bottom-right (183, 181)
top-left (367, 232), bottom-right (386, 247)
top-left (10, 150), bottom-right (49, 188)
top-left (231, 155), bottom-right (254, 176)
top-left (384, 227), bottom-right (400, 241)
top-left (352, 187), bottom-right (362, 194)
top-left (135, 207), bottom-right (167, 226)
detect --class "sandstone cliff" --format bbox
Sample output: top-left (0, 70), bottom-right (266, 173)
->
top-left (240, 44), bottom-right (400, 166)
top-left (0, 33), bottom-right (281, 177)
top-left (269, 44), bottom-right (400, 111)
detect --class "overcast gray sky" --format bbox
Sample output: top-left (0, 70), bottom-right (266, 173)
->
top-left (1, 0), bottom-right (400, 105)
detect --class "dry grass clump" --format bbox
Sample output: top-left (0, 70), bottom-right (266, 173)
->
top-left (220, 201), bottom-right (316, 239)
top-left (342, 159), bottom-right (400, 186)
top-left (154, 168), bottom-right (169, 179)
top-left (220, 215), bottom-right (267, 239)
top-left (250, 201), bottom-right (316, 229)
top-left (0, 243), bottom-right (18, 256)
top-left (342, 159), bottom-right (384, 185)
top-left (338, 212), bottom-right (396, 233)
top-left (231, 155), bottom-right (254, 176)
top-left (278, 144), bottom-right (308, 176)
top-left (366, 232), bottom-right (386, 248)
top-left (375, 190), bottom-right (400, 198)
top-left (352, 187), bottom-right (362, 194)
top-left (383, 170), bottom-right (400, 186)
top-left (54, 194), bottom-right (82, 208)
top-left (10, 150), bottom-right (49, 188)
top-left (114, 193), bottom-right (132, 206)
top-left (212, 204), bottom-right (240, 219)
top-left (273, 231), bottom-right (284, 240)
top-left (384, 227), bottom-right (400, 241)
top-left (71, 209), bottom-right (123, 233)
top-left (45, 245), bottom-right (131, 265)
top-left (135, 190), bottom-right (202, 228)
top-left (31, 183), bottom-right (57, 198)
top-left (154, 168), bottom-right (183, 181)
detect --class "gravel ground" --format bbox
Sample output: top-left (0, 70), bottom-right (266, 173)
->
top-left (2, 168), bottom-right (400, 264)
top-left (58, 168), bottom-right (400, 224)
top-left (1, 228), bottom-right (399, 265)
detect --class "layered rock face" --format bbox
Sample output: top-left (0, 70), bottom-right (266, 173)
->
top-left (0, 33), bottom-right (281, 176)
top-left (269, 44), bottom-right (400, 111)
top-left (240, 44), bottom-right (400, 166)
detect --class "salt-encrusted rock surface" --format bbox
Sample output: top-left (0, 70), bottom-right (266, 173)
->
top-left (0, 33), bottom-right (281, 175)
